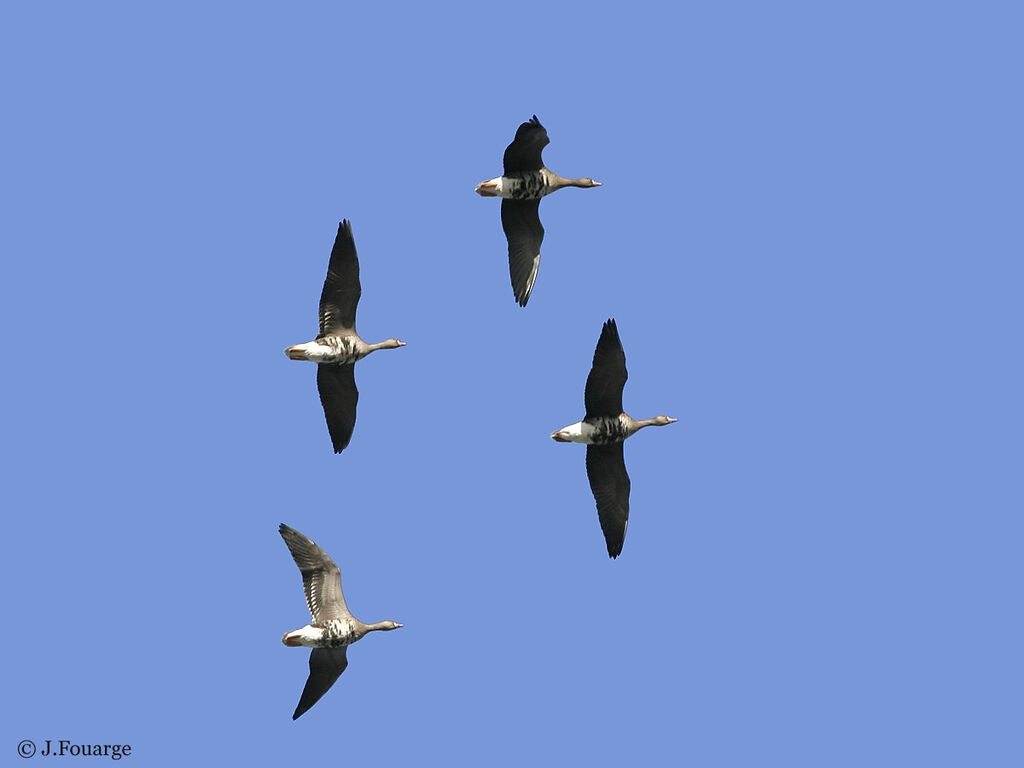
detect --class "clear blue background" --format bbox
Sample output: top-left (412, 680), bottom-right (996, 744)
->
top-left (3, 2), bottom-right (1022, 765)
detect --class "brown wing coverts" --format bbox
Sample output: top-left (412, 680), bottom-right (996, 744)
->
top-left (279, 524), bottom-right (350, 622)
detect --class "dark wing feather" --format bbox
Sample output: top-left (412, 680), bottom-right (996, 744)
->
top-left (319, 220), bottom-right (361, 336)
top-left (584, 319), bottom-right (627, 418)
top-left (585, 444), bottom-right (631, 559)
top-left (316, 363), bottom-right (359, 454)
top-left (503, 115), bottom-right (549, 174)
top-left (292, 647), bottom-right (349, 720)
top-left (501, 199), bottom-right (544, 307)
top-left (279, 524), bottom-right (351, 622)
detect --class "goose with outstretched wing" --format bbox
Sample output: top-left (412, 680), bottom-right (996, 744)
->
top-left (284, 220), bottom-right (405, 453)
top-left (476, 116), bottom-right (601, 306)
top-left (552, 320), bottom-right (676, 558)
top-left (279, 524), bottom-right (402, 720)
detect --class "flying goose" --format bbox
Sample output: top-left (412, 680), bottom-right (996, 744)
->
top-left (475, 116), bottom-right (601, 306)
top-left (285, 220), bottom-right (405, 453)
top-left (552, 319), bottom-right (676, 558)
top-left (279, 524), bottom-right (402, 720)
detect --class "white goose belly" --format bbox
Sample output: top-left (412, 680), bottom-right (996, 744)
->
top-left (551, 420), bottom-right (599, 444)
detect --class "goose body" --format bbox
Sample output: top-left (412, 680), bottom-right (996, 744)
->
top-left (552, 413), bottom-right (674, 445)
top-left (279, 524), bottom-right (402, 720)
top-left (281, 616), bottom-right (364, 649)
top-left (475, 116), bottom-right (601, 306)
top-left (475, 168), bottom-right (588, 201)
top-left (285, 220), bottom-right (405, 453)
top-left (285, 335), bottom-right (389, 365)
top-left (552, 319), bottom-right (676, 558)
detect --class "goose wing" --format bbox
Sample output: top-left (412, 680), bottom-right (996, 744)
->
top-left (279, 524), bottom-right (351, 622)
top-left (318, 220), bottom-right (361, 336)
top-left (585, 444), bottom-right (631, 559)
top-left (501, 199), bottom-right (544, 307)
top-left (503, 115), bottom-right (549, 174)
top-left (584, 319), bottom-right (627, 419)
top-left (292, 646), bottom-right (349, 720)
top-left (316, 363), bottom-right (359, 454)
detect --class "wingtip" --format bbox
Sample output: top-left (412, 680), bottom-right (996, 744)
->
top-left (600, 318), bottom-right (621, 342)
top-left (332, 220), bottom-right (356, 252)
top-left (513, 282), bottom-right (532, 306)
top-left (330, 434), bottom-right (352, 454)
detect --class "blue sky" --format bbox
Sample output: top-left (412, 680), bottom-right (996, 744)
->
top-left (3, 2), bottom-right (1022, 765)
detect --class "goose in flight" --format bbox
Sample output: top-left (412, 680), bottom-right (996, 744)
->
top-left (475, 116), bottom-right (601, 306)
top-left (285, 220), bottom-right (405, 453)
top-left (279, 524), bottom-right (402, 719)
top-left (552, 319), bottom-right (676, 558)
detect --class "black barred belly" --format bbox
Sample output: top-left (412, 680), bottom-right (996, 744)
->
top-left (318, 336), bottom-right (366, 365)
top-left (509, 171), bottom-right (548, 200)
top-left (322, 619), bottom-right (360, 647)
top-left (588, 416), bottom-right (627, 445)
